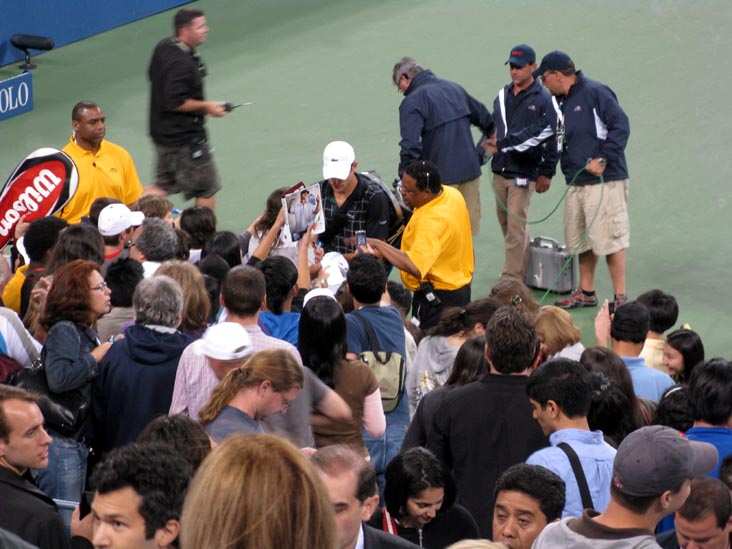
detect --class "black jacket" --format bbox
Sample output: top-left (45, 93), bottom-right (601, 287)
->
top-left (363, 524), bottom-right (420, 549)
top-left (427, 374), bottom-right (548, 539)
top-left (0, 467), bottom-right (70, 549)
top-left (491, 79), bottom-right (558, 181)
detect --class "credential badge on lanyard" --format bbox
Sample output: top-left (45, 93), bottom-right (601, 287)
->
top-left (551, 96), bottom-right (565, 153)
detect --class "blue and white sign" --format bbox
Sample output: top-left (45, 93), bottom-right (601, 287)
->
top-left (0, 72), bottom-right (33, 122)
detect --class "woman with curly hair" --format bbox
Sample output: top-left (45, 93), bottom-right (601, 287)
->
top-left (35, 259), bottom-right (114, 501)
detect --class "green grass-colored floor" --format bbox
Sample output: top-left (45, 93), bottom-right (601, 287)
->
top-left (1, 0), bottom-right (731, 356)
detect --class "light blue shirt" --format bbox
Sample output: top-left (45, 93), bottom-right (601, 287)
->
top-left (526, 428), bottom-right (616, 519)
top-left (621, 356), bottom-right (674, 402)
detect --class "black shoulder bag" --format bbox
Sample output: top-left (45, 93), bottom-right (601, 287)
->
top-left (557, 441), bottom-right (595, 512)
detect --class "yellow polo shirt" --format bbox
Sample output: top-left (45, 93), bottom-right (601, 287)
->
top-left (1, 265), bottom-right (28, 313)
top-left (59, 137), bottom-right (143, 224)
top-left (400, 185), bottom-right (473, 291)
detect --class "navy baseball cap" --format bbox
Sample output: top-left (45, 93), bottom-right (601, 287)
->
top-left (533, 50), bottom-right (573, 77)
top-left (505, 44), bottom-right (535, 67)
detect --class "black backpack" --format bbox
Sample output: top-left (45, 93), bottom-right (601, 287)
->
top-left (359, 170), bottom-right (412, 248)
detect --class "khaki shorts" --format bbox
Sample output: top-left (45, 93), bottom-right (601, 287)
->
top-left (154, 141), bottom-right (221, 200)
top-left (564, 179), bottom-right (630, 256)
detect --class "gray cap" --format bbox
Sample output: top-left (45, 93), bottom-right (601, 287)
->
top-left (612, 425), bottom-right (718, 497)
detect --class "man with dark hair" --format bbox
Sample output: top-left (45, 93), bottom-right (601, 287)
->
top-left (318, 141), bottom-right (390, 258)
top-left (526, 358), bottom-right (616, 518)
top-left (535, 51), bottom-right (631, 310)
top-left (369, 160), bottom-right (473, 329)
top-left (256, 255), bottom-right (301, 345)
top-left (60, 101), bottom-right (143, 224)
top-left (96, 257), bottom-right (144, 342)
top-left (392, 57), bottom-right (495, 235)
top-left (90, 443), bottom-right (192, 548)
top-left (344, 254), bottom-right (409, 491)
top-left (130, 218), bottom-right (178, 277)
top-left (493, 463), bottom-right (566, 549)
top-left (312, 445), bottom-right (418, 549)
top-left (636, 289), bottom-right (679, 373)
top-left (170, 266), bottom-right (350, 447)
top-left (147, 7), bottom-right (229, 211)
top-left (686, 358), bottom-right (732, 479)
top-left (598, 300), bottom-right (674, 401)
top-left (94, 276), bottom-right (193, 453)
top-left (428, 306), bottom-right (547, 537)
top-left (534, 425), bottom-right (717, 547)
top-left (3, 216), bottom-right (67, 315)
top-left (485, 44), bottom-right (558, 282)
top-left (0, 386), bottom-right (68, 549)
top-left (656, 477), bottom-right (732, 549)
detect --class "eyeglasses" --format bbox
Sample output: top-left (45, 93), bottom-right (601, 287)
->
top-left (91, 281), bottom-right (108, 293)
top-left (539, 71), bottom-right (556, 83)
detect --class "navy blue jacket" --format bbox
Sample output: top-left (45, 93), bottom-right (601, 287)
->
top-left (398, 70), bottom-right (494, 185)
top-left (490, 79), bottom-right (558, 180)
top-left (93, 324), bottom-right (192, 453)
top-left (557, 71), bottom-right (630, 185)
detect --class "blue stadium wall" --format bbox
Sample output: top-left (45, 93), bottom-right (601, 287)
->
top-left (0, 0), bottom-right (190, 68)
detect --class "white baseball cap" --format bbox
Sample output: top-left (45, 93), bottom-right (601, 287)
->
top-left (98, 204), bottom-right (145, 236)
top-left (322, 141), bottom-right (355, 180)
top-left (303, 287), bottom-right (337, 308)
top-left (192, 322), bottom-right (253, 360)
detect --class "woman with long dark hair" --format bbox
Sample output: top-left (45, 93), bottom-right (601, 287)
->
top-left (298, 296), bottom-right (385, 455)
top-left (663, 328), bottom-right (705, 383)
top-left (580, 346), bottom-right (648, 444)
top-left (369, 447), bottom-right (479, 548)
top-left (35, 259), bottom-right (114, 501)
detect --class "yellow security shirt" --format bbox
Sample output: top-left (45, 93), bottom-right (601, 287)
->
top-left (59, 137), bottom-right (143, 224)
top-left (400, 185), bottom-right (474, 291)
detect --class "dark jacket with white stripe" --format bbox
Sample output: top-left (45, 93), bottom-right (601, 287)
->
top-left (491, 78), bottom-right (558, 181)
top-left (557, 71), bottom-right (630, 186)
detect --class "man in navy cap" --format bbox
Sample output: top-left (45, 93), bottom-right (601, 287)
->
top-left (535, 51), bottom-right (631, 310)
top-left (484, 45), bottom-right (558, 281)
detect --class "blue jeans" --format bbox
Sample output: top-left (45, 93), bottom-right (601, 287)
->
top-left (33, 433), bottom-right (88, 503)
top-left (363, 397), bottom-right (409, 502)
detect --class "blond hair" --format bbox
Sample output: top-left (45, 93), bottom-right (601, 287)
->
top-left (535, 305), bottom-right (582, 354)
top-left (180, 434), bottom-right (336, 548)
top-left (198, 349), bottom-right (303, 426)
top-left (156, 260), bottom-right (210, 334)
top-left (447, 541), bottom-right (508, 549)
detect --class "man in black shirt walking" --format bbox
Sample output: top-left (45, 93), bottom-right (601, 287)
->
top-left (147, 8), bottom-right (229, 211)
